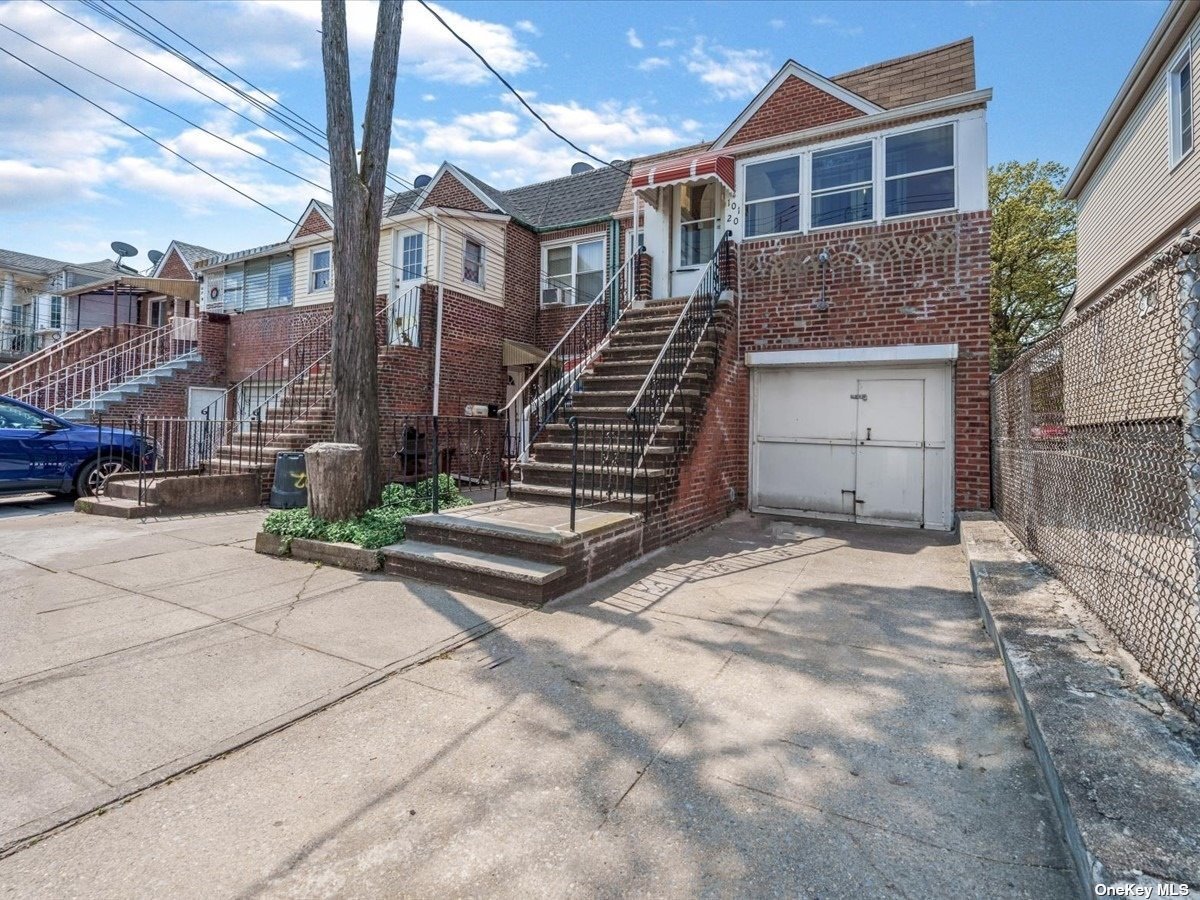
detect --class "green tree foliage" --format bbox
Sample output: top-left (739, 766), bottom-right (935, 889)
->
top-left (989, 160), bottom-right (1077, 372)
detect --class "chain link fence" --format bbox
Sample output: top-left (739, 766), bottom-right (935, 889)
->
top-left (992, 235), bottom-right (1200, 722)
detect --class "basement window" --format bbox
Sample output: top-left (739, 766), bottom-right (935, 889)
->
top-left (1171, 46), bottom-right (1194, 165)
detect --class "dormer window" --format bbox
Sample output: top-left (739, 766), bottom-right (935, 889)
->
top-left (1171, 46), bottom-right (1193, 166)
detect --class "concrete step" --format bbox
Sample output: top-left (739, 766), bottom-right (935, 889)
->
top-left (519, 461), bottom-right (664, 490)
top-left (541, 422), bottom-right (682, 439)
top-left (104, 478), bottom-right (160, 502)
top-left (508, 482), bottom-right (649, 508)
top-left (571, 388), bottom-right (701, 407)
top-left (580, 372), bottom-right (707, 391)
top-left (599, 340), bottom-right (717, 359)
top-left (381, 540), bottom-right (568, 607)
top-left (73, 495), bottom-right (161, 518)
top-left (558, 406), bottom-right (685, 423)
top-left (528, 443), bottom-right (672, 467)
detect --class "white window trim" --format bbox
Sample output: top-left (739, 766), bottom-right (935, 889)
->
top-left (810, 139), bottom-right (874, 231)
top-left (463, 238), bottom-right (486, 289)
top-left (735, 116), bottom-right (962, 240)
top-left (1169, 41), bottom-right (1194, 168)
top-left (310, 246), bottom-right (332, 293)
top-left (399, 232), bottom-right (424, 282)
top-left (883, 122), bottom-right (957, 220)
top-left (540, 235), bottom-right (607, 306)
top-left (676, 184), bottom-right (721, 271)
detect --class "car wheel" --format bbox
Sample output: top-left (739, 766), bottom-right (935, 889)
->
top-left (75, 457), bottom-right (130, 497)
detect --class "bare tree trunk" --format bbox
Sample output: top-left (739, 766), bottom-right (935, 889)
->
top-left (321, 0), bottom-right (404, 513)
top-left (306, 442), bottom-right (365, 522)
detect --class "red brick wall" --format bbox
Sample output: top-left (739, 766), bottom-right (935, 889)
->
top-left (158, 248), bottom-right (192, 280)
top-left (726, 75), bottom-right (866, 147)
top-left (296, 208), bottom-right (331, 238)
top-left (420, 173), bottom-right (490, 213)
top-left (503, 222), bottom-right (539, 346)
top-left (734, 210), bottom-right (992, 510)
top-left (226, 306), bottom-right (331, 381)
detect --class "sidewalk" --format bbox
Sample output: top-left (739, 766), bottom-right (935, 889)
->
top-left (0, 511), bottom-right (1075, 897)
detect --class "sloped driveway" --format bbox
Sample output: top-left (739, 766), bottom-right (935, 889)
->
top-left (0, 507), bottom-right (1075, 896)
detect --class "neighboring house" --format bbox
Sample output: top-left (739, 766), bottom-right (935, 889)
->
top-left (58, 37), bottom-right (992, 556)
top-left (1063, 0), bottom-right (1199, 316)
top-left (0, 249), bottom-right (137, 361)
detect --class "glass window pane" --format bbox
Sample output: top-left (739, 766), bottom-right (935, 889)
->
top-left (745, 198), bottom-right (799, 237)
top-left (546, 246), bottom-right (571, 277)
top-left (270, 256), bottom-right (293, 304)
top-left (885, 124), bottom-right (954, 177)
top-left (745, 156), bottom-right (799, 201)
top-left (812, 142), bottom-right (871, 191)
top-left (575, 239), bottom-right (604, 274)
top-left (811, 187), bottom-right (873, 228)
top-left (680, 221), bottom-right (715, 267)
top-left (885, 169), bottom-right (955, 216)
top-left (312, 250), bottom-right (330, 271)
top-left (576, 270), bottom-right (603, 303)
top-left (679, 182), bottom-right (716, 223)
top-left (0, 399), bottom-right (43, 429)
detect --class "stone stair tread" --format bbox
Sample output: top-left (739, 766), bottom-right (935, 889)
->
top-left (510, 482), bottom-right (650, 503)
top-left (381, 540), bottom-right (567, 585)
top-left (411, 500), bottom-right (638, 544)
top-left (533, 441), bottom-right (672, 453)
top-left (522, 460), bottom-right (665, 477)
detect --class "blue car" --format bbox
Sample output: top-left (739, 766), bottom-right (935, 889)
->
top-left (0, 395), bottom-right (154, 498)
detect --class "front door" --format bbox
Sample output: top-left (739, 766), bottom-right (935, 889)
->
top-left (671, 182), bottom-right (721, 297)
top-left (187, 386), bottom-right (227, 467)
top-left (853, 379), bottom-right (926, 526)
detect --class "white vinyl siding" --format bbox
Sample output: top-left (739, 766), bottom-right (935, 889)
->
top-left (1075, 15), bottom-right (1200, 304)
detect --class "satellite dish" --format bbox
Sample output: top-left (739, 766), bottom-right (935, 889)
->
top-left (413, 174), bottom-right (432, 190)
top-left (570, 162), bottom-right (594, 176)
top-left (110, 241), bottom-right (139, 270)
top-left (147, 250), bottom-right (164, 265)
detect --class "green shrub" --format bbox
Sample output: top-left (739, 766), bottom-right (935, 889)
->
top-left (263, 476), bottom-right (472, 550)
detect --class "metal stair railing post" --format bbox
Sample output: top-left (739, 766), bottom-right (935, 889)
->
top-left (432, 414), bottom-right (440, 515)
top-left (568, 416), bottom-right (580, 531)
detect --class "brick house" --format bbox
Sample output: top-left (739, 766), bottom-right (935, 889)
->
top-left (55, 37), bottom-right (991, 587)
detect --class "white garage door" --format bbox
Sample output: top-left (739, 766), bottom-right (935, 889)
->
top-left (750, 362), bottom-right (953, 530)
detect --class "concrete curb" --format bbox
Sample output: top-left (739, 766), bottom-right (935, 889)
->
top-left (961, 513), bottom-right (1199, 898)
top-left (0, 604), bottom-right (530, 860)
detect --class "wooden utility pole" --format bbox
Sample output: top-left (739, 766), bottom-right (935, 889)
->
top-left (319, 0), bottom-right (404, 513)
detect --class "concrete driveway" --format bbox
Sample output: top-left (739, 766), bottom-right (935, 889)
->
top-left (0, 508), bottom-right (1075, 897)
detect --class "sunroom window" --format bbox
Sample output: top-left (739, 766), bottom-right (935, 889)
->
top-left (744, 155), bottom-right (800, 237)
top-left (885, 124), bottom-right (955, 217)
top-left (811, 141), bottom-right (872, 228)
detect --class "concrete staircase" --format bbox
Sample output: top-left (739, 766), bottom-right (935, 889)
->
top-left (60, 351), bottom-right (202, 422)
top-left (385, 296), bottom-right (730, 606)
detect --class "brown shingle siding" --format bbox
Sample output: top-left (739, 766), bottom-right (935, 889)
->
top-left (834, 38), bottom-right (975, 109)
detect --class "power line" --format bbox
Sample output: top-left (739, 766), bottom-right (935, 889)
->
top-left (415, 0), bottom-right (631, 177)
top-left (0, 21), bottom-right (332, 195)
top-left (0, 44), bottom-right (299, 225)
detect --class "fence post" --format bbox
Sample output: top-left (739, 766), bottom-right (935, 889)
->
top-left (1179, 244), bottom-right (1200, 605)
top-left (568, 416), bottom-right (579, 532)
top-left (431, 414), bottom-right (440, 515)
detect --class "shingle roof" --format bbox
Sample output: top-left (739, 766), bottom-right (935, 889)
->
top-left (169, 240), bottom-right (223, 268)
top-left (459, 165), bottom-right (631, 231)
top-left (386, 189), bottom-right (419, 217)
top-left (194, 242), bottom-right (291, 269)
top-left (0, 248), bottom-right (72, 276)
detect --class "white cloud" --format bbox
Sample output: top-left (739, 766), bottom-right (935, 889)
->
top-left (626, 28), bottom-right (644, 49)
top-left (657, 38), bottom-right (677, 49)
top-left (810, 14), bottom-right (864, 37)
top-left (421, 93), bottom-right (437, 102)
top-left (247, 0), bottom-right (540, 85)
top-left (685, 38), bottom-right (774, 100)
top-left (391, 97), bottom-right (703, 188)
top-left (636, 56), bottom-right (670, 72)
top-left (514, 19), bottom-right (541, 36)
top-left (769, 18), bottom-right (786, 30)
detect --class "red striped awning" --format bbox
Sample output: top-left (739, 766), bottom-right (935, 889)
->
top-left (631, 152), bottom-right (735, 192)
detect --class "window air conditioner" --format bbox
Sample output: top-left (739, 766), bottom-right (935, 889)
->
top-left (541, 287), bottom-right (564, 305)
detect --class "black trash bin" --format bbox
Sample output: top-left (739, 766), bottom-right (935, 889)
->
top-left (270, 452), bottom-right (308, 509)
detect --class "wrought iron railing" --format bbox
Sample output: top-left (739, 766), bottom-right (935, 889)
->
top-left (385, 414), bottom-right (503, 512)
top-left (10, 318), bottom-right (198, 414)
top-left (386, 285), bottom-right (422, 347)
top-left (623, 231), bottom-right (732, 484)
top-left (0, 326), bottom-right (104, 396)
top-left (502, 252), bottom-right (641, 483)
top-left (564, 416), bottom-right (641, 529)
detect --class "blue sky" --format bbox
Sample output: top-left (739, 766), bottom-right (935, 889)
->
top-left (0, 0), bottom-right (1168, 267)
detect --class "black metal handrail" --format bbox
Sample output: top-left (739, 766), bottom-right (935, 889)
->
top-left (566, 416), bottom-right (640, 530)
top-left (503, 251), bottom-right (641, 485)
top-left (624, 231), bottom-right (732, 472)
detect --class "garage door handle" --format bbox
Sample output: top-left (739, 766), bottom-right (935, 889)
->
top-left (865, 427), bottom-right (871, 441)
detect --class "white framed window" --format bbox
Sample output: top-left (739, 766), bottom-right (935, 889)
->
top-left (463, 238), bottom-right (485, 286)
top-left (223, 266), bottom-right (244, 310)
top-left (401, 233), bottom-right (424, 281)
top-left (49, 296), bottom-right (63, 330)
top-left (1171, 45), bottom-right (1194, 166)
top-left (811, 140), bottom-right (873, 228)
top-left (745, 154), bottom-right (801, 238)
top-left (269, 255), bottom-right (293, 306)
top-left (543, 238), bottom-right (605, 305)
top-left (310, 248), bottom-right (332, 292)
top-left (884, 123), bottom-right (956, 218)
top-left (679, 182), bottom-right (718, 267)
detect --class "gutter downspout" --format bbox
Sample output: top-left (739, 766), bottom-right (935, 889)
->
top-left (432, 212), bottom-right (446, 416)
